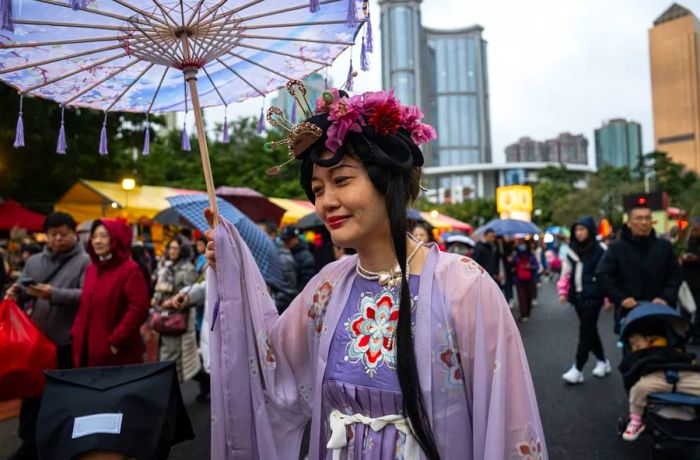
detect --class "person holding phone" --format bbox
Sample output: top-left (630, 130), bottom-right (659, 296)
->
top-left (5, 212), bottom-right (90, 460)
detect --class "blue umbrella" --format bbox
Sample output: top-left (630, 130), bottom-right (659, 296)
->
top-left (473, 218), bottom-right (542, 237)
top-left (166, 194), bottom-right (283, 290)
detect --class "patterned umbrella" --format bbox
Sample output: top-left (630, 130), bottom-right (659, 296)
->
top-left (165, 194), bottom-right (283, 288)
top-left (0, 0), bottom-right (373, 223)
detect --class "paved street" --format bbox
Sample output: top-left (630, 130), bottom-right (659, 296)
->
top-left (2, 281), bottom-right (698, 459)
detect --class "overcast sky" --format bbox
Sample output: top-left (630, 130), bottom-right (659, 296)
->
top-left (205, 0), bottom-right (680, 166)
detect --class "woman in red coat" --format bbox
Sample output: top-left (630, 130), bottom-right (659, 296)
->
top-left (72, 219), bottom-right (150, 367)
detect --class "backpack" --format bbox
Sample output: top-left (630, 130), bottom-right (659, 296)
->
top-left (516, 256), bottom-right (532, 281)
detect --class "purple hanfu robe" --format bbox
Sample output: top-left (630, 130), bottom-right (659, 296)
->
top-left (209, 218), bottom-right (547, 460)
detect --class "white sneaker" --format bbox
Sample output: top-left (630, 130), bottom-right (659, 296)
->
top-left (562, 365), bottom-right (584, 384)
top-left (592, 359), bottom-right (611, 378)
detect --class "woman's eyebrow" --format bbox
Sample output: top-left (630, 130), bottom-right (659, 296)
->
top-left (312, 163), bottom-right (357, 181)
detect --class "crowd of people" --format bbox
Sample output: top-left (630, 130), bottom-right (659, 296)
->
top-left (0, 210), bottom-right (339, 460)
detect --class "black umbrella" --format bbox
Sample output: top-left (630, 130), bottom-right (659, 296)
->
top-left (297, 212), bottom-right (324, 230)
top-left (152, 208), bottom-right (193, 228)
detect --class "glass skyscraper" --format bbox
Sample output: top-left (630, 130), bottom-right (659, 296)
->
top-left (594, 119), bottom-right (642, 169)
top-left (380, 0), bottom-right (493, 202)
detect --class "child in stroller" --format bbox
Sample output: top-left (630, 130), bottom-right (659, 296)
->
top-left (617, 303), bottom-right (700, 447)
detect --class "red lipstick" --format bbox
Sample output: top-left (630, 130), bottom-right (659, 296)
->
top-left (327, 215), bottom-right (350, 229)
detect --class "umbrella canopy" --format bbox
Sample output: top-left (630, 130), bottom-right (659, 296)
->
top-left (407, 208), bottom-right (424, 222)
top-left (215, 186), bottom-right (285, 224)
top-left (546, 226), bottom-right (571, 238)
top-left (297, 212), bottom-right (323, 230)
top-left (1, 0), bottom-right (370, 224)
top-left (0, 199), bottom-right (46, 232)
top-left (474, 218), bottom-right (542, 237)
top-left (268, 197), bottom-right (316, 226)
top-left (420, 211), bottom-right (473, 233)
top-left (152, 207), bottom-right (194, 227)
top-left (165, 194), bottom-right (283, 289)
top-left (0, 1), bottom-right (367, 113)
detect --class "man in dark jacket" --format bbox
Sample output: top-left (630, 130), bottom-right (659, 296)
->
top-left (6, 212), bottom-right (90, 460)
top-left (257, 220), bottom-right (298, 313)
top-left (596, 205), bottom-right (682, 334)
top-left (280, 225), bottom-right (317, 291)
top-left (472, 229), bottom-right (501, 282)
top-left (681, 218), bottom-right (700, 343)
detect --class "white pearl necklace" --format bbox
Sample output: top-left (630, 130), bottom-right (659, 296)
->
top-left (356, 241), bottom-right (424, 287)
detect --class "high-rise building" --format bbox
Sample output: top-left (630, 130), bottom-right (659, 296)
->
top-left (594, 119), bottom-right (643, 169)
top-left (379, 0), bottom-right (493, 202)
top-left (505, 133), bottom-right (588, 165)
top-left (649, 3), bottom-right (700, 173)
top-left (273, 73), bottom-right (329, 122)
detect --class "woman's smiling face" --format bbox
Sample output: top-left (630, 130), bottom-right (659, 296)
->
top-left (311, 152), bottom-right (389, 250)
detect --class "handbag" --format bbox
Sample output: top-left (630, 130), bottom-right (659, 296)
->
top-left (148, 308), bottom-right (188, 336)
top-left (678, 281), bottom-right (697, 314)
top-left (0, 297), bottom-right (57, 401)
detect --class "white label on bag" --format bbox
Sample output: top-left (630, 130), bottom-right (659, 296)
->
top-left (72, 413), bottom-right (123, 439)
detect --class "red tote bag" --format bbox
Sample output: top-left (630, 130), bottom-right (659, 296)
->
top-left (0, 297), bottom-right (57, 401)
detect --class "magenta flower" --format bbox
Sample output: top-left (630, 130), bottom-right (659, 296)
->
top-left (410, 123), bottom-right (437, 144)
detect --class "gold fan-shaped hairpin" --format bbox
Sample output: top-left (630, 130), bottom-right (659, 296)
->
top-left (265, 81), bottom-right (323, 175)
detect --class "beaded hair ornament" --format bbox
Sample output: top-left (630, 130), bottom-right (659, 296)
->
top-left (264, 80), bottom-right (437, 175)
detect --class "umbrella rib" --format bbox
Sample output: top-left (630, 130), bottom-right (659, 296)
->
top-left (106, 62), bottom-right (155, 112)
top-left (240, 33), bottom-right (354, 46)
top-left (195, 9), bottom-right (240, 62)
top-left (127, 16), bottom-right (181, 63)
top-left (147, 66), bottom-right (170, 113)
top-left (201, 67), bottom-right (227, 106)
top-left (34, 0), bottom-right (158, 29)
top-left (189, 0), bottom-right (228, 27)
top-left (236, 42), bottom-right (329, 66)
top-left (228, 51), bottom-right (294, 82)
top-left (24, 53), bottom-right (133, 96)
top-left (152, 0), bottom-right (181, 29)
top-left (191, 3), bottom-right (224, 61)
top-left (0, 44), bottom-right (124, 75)
top-left (195, 0), bottom-right (264, 30)
top-left (236, 0), bottom-right (342, 23)
top-left (216, 58), bottom-right (265, 97)
top-left (185, 0), bottom-right (207, 29)
top-left (61, 58), bottom-right (141, 106)
top-left (216, 19), bottom-right (365, 31)
top-left (0, 35), bottom-right (119, 49)
top-left (12, 19), bottom-right (128, 31)
top-left (110, 0), bottom-right (170, 27)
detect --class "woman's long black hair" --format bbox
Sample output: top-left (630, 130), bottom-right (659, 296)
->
top-left (299, 114), bottom-right (441, 459)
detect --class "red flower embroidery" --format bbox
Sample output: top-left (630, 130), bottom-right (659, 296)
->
top-left (308, 281), bottom-right (333, 334)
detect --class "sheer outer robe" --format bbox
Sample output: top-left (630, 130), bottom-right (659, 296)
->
top-left (209, 218), bottom-right (547, 459)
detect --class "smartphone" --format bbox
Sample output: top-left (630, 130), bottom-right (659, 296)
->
top-left (19, 276), bottom-right (37, 287)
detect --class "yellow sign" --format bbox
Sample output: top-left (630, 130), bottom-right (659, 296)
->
top-left (497, 185), bottom-right (533, 213)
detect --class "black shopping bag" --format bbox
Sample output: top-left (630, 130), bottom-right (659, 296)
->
top-left (36, 361), bottom-right (194, 460)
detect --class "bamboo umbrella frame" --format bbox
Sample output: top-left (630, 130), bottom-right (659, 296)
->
top-left (0, 0), bottom-right (371, 226)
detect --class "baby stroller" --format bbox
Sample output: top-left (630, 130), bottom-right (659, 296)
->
top-left (616, 303), bottom-right (700, 459)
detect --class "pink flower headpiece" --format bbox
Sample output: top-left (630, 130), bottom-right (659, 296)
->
top-left (265, 82), bottom-right (437, 175)
top-left (314, 88), bottom-right (437, 152)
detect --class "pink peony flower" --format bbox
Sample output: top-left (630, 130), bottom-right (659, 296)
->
top-left (325, 97), bottom-right (363, 151)
top-left (314, 88), bottom-right (340, 113)
top-left (410, 123), bottom-right (437, 145)
top-left (400, 105), bottom-right (424, 131)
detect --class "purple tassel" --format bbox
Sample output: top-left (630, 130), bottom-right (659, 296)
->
top-left (360, 39), bottom-right (369, 71)
top-left (98, 115), bottom-right (108, 156)
top-left (309, 0), bottom-right (320, 13)
top-left (222, 116), bottom-right (230, 144)
top-left (69, 0), bottom-right (86, 10)
top-left (256, 107), bottom-right (265, 134)
top-left (344, 59), bottom-right (355, 91)
top-left (290, 102), bottom-right (297, 124)
top-left (56, 107), bottom-right (66, 154)
top-left (142, 120), bottom-right (150, 156)
top-left (1, 0), bottom-right (14, 32)
top-left (346, 0), bottom-right (357, 28)
top-left (182, 123), bottom-right (191, 151)
top-left (13, 95), bottom-right (24, 148)
top-left (366, 13), bottom-right (374, 53)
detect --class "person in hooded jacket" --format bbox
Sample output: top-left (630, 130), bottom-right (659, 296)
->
top-left (596, 204), bottom-right (682, 334)
top-left (152, 235), bottom-right (200, 382)
top-left (71, 219), bottom-right (150, 367)
top-left (557, 217), bottom-right (611, 384)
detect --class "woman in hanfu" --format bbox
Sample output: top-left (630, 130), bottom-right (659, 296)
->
top-left (204, 84), bottom-right (547, 460)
